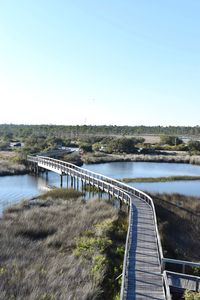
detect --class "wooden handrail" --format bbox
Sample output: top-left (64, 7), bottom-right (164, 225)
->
top-left (166, 270), bottom-right (200, 292)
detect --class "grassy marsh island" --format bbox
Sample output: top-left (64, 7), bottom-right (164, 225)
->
top-left (121, 175), bottom-right (200, 183)
top-left (0, 189), bottom-right (127, 300)
top-left (0, 151), bottom-right (27, 176)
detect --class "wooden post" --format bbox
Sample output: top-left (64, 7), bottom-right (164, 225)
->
top-left (66, 174), bottom-right (69, 188)
top-left (89, 184), bottom-right (91, 198)
top-left (77, 178), bottom-right (79, 191)
top-left (81, 179), bottom-right (84, 192)
top-left (182, 264), bottom-right (185, 274)
top-left (71, 176), bottom-right (73, 188)
top-left (119, 199), bottom-right (122, 210)
top-left (92, 185), bottom-right (95, 197)
top-left (161, 260), bottom-right (165, 273)
top-left (73, 177), bottom-right (76, 189)
top-left (196, 278), bottom-right (199, 292)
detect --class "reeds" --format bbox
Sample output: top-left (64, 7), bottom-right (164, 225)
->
top-left (0, 159), bottom-right (26, 176)
top-left (121, 175), bottom-right (200, 183)
top-left (0, 189), bottom-right (127, 300)
top-left (151, 192), bottom-right (200, 261)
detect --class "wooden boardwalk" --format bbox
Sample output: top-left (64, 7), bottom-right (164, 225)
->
top-left (27, 156), bottom-right (200, 300)
top-left (123, 197), bottom-right (165, 300)
top-left (26, 156), bottom-right (200, 299)
top-left (27, 155), bottom-right (168, 300)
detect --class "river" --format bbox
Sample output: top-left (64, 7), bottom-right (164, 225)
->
top-left (1, 161), bottom-right (200, 214)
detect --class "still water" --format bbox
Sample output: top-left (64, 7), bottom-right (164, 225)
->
top-left (82, 161), bottom-right (200, 197)
top-left (1, 161), bottom-right (200, 214)
top-left (82, 161), bottom-right (200, 179)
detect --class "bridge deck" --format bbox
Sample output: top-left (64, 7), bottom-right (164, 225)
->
top-left (123, 197), bottom-right (165, 300)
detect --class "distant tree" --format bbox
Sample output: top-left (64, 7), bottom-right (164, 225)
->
top-left (188, 140), bottom-right (200, 152)
top-left (0, 141), bottom-right (10, 150)
top-left (79, 143), bottom-right (93, 152)
top-left (160, 135), bottom-right (183, 146)
top-left (92, 143), bottom-right (101, 152)
top-left (108, 138), bottom-right (138, 153)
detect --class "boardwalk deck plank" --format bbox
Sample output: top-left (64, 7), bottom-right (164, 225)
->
top-left (123, 197), bottom-right (165, 300)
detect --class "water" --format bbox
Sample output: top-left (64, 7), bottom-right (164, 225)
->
top-left (82, 161), bottom-right (200, 179)
top-left (82, 162), bottom-right (200, 197)
top-left (1, 161), bottom-right (200, 214)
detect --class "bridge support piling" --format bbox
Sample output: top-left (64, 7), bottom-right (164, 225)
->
top-left (35, 164), bottom-right (39, 175)
top-left (88, 184), bottom-right (91, 198)
top-left (119, 199), bottom-right (122, 210)
top-left (196, 278), bottom-right (199, 292)
top-left (77, 178), bottom-right (79, 191)
top-left (73, 177), bottom-right (76, 189)
top-left (60, 175), bottom-right (63, 187)
top-left (71, 176), bottom-right (73, 188)
top-left (66, 174), bottom-right (69, 188)
top-left (92, 185), bottom-right (95, 197)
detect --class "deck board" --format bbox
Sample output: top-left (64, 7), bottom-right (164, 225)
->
top-left (123, 197), bottom-right (165, 300)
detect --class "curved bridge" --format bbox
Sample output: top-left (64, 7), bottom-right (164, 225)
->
top-left (27, 155), bottom-right (199, 299)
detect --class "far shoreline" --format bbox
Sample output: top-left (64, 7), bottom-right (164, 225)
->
top-left (1, 152), bottom-right (200, 177)
top-left (81, 152), bottom-right (200, 166)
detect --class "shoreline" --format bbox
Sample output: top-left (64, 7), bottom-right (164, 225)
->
top-left (1, 153), bottom-right (200, 177)
top-left (120, 175), bottom-right (200, 183)
top-left (0, 169), bottom-right (29, 176)
top-left (82, 153), bottom-right (200, 165)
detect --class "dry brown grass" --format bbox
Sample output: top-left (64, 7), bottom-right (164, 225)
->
top-left (0, 159), bottom-right (26, 175)
top-left (0, 151), bottom-right (17, 159)
top-left (0, 151), bottom-right (27, 175)
top-left (0, 189), bottom-right (126, 300)
top-left (82, 152), bottom-right (200, 166)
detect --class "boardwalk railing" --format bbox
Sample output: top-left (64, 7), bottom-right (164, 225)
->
top-left (27, 155), bottom-right (200, 299)
top-left (165, 271), bottom-right (200, 293)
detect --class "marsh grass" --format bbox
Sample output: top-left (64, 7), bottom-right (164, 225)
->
top-left (0, 159), bottom-right (26, 176)
top-left (184, 290), bottom-right (200, 300)
top-left (0, 151), bottom-right (27, 175)
top-left (38, 188), bottom-right (84, 200)
top-left (151, 192), bottom-right (200, 262)
top-left (121, 175), bottom-right (200, 183)
top-left (0, 188), bottom-right (127, 300)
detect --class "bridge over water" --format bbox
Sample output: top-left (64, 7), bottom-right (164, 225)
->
top-left (27, 155), bottom-right (200, 299)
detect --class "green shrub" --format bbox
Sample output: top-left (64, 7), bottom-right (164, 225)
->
top-left (184, 290), bottom-right (200, 300)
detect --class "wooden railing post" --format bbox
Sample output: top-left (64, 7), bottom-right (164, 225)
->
top-left (196, 278), bottom-right (199, 292)
top-left (182, 264), bottom-right (185, 274)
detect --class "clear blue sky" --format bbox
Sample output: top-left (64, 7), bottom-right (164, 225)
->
top-left (0, 0), bottom-right (199, 126)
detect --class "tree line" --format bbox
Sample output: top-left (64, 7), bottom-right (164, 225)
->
top-left (1, 124), bottom-right (200, 140)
